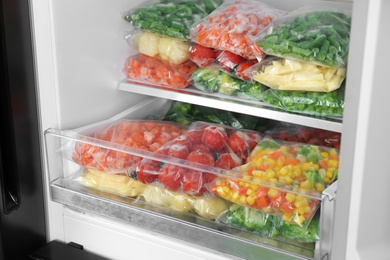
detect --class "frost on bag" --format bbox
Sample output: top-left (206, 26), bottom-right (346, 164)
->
top-left (250, 57), bottom-right (346, 92)
top-left (191, 65), bottom-right (267, 99)
top-left (190, 0), bottom-right (286, 60)
top-left (128, 30), bottom-right (192, 65)
top-left (256, 6), bottom-right (351, 68)
top-left (123, 0), bottom-right (223, 40)
top-left (123, 54), bottom-right (197, 89)
top-left (71, 120), bottom-right (187, 174)
top-left (262, 82), bottom-right (345, 117)
top-left (133, 122), bottom-right (263, 197)
top-left (208, 136), bottom-right (340, 227)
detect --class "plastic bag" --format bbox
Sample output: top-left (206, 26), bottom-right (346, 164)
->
top-left (123, 0), bottom-right (223, 40)
top-left (208, 136), bottom-right (339, 226)
top-left (189, 43), bottom-right (259, 80)
top-left (123, 54), bottom-right (197, 89)
top-left (128, 30), bottom-right (192, 65)
top-left (250, 57), bottom-right (346, 92)
top-left (191, 65), bottom-right (267, 98)
top-left (141, 185), bottom-right (229, 219)
top-left (133, 122), bottom-right (263, 197)
top-left (220, 204), bottom-right (320, 243)
top-left (256, 6), bottom-right (351, 68)
top-left (160, 101), bottom-right (267, 131)
top-left (190, 0), bottom-right (286, 59)
top-left (72, 120), bottom-right (187, 174)
top-left (262, 83), bottom-right (345, 117)
top-left (77, 168), bottom-right (146, 197)
top-left (264, 123), bottom-right (341, 149)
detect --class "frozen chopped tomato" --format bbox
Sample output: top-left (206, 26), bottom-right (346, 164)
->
top-left (202, 126), bottom-right (228, 150)
top-left (158, 164), bottom-right (186, 191)
top-left (236, 60), bottom-right (257, 80)
top-left (136, 159), bottom-right (159, 184)
top-left (216, 50), bottom-right (245, 72)
top-left (190, 44), bottom-right (215, 67)
top-left (215, 153), bottom-right (241, 170)
top-left (186, 149), bottom-right (215, 167)
top-left (182, 170), bottom-right (206, 196)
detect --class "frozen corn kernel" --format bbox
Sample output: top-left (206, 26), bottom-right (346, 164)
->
top-left (250, 184), bottom-right (258, 190)
top-left (280, 167), bottom-right (288, 176)
top-left (286, 193), bottom-right (296, 202)
top-left (330, 148), bottom-right (338, 157)
top-left (266, 171), bottom-right (275, 179)
top-left (223, 186), bottom-right (231, 193)
top-left (270, 178), bottom-right (278, 184)
top-left (232, 192), bottom-right (239, 202)
top-left (217, 186), bottom-right (225, 195)
top-left (328, 160), bottom-right (339, 169)
top-left (268, 188), bottom-right (279, 198)
top-left (246, 189), bottom-right (255, 196)
top-left (321, 152), bottom-right (329, 158)
top-left (252, 177), bottom-right (262, 184)
top-left (316, 183), bottom-right (325, 192)
top-left (284, 175), bottom-right (293, 185)
top-left (324, 177), bottom-right (330, 183)
top-left (239, 195), bottom-right (246, 204)
top-left (300, 180), bottom-right (311, 190)
top-left (239, 181), bottom-right (246, 186)
top-left (247, 196), bottom-right (256, 205)
top-left (252, 170), bottom-right (263, 178)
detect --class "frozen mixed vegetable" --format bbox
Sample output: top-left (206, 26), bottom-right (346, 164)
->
top-left (190, 0), bottom-right (286, 59)
top-left (209, 137), bottom-right (339, 226)
top-left (124, 0), bottom-right (223, 40)
top-left (252, 58), bottom-right (346, 92)
top-left (257, 7), bottom-right (351, 67)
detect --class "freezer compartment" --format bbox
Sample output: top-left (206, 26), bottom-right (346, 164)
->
top-left (44, 97), bottom-right (336, 260)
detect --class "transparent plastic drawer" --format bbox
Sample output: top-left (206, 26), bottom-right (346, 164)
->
top-left (44, 97), bottom-right (336, 260)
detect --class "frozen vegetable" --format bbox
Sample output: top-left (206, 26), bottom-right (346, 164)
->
top-left (78, 168), bottom-right (146, 197)
top-left (252, 58), bottom-right (346, 92)
top-left (72, 120), bottom-right (187, 173)
top-left (209, 137), bottom-right (339, 226)
top-left (123, 54), bottom-right (197, 89)
top-left (124, 0), bottom-right (223, 40)
top-left (262, 83), bottom-right (345, 117)
top-left (192, 66), bottom-right (267, 98)
top-left (190, 0), bottom-right (286, 59)
top-left (134, 122), bottom-right (263, 197)
top-left (256, 7), bottom-right (351, 67)
top-left (221, 204), bottom-right (320, 243)
top-left (161, 101), bottom-right (269, 131)
top-left (190, 44), bottom-right (216, 67)
top-left (133, 30), bottom-right (191, 65)
top-left (141, 185), bottom-right (229, 219)
top-left (264, 124), bottom-right (341, 149)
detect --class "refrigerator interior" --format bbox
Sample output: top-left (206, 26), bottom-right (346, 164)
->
top-left (31, 0), bottom-right (390, 259)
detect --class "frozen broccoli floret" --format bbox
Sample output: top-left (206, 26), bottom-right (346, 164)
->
top-left (218, 73), bottom-right (242, 95)
top-left (297, 145), bottom-right (322, 163)
top-left (192, 67), bottom-right (221, 92)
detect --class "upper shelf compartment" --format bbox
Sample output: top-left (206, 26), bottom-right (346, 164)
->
top-left (119, 81), bottom-right (343, 132)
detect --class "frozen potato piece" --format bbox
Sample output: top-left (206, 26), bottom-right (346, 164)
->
top-left (264, 59), bottom-right (302, 75)
top-left (138, 31), bottom-right (161, 57)
top-left (79, 169), bottom-right (146, 197)
top-left (158, 38), bottom-right (190, 65)
top-left (194, 197), bottom-right (229, 220)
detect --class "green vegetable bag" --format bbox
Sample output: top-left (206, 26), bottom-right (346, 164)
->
top-left (124, 0), bottom-right (223, 40)
top-left (255, 6), bottom-right (351, 68)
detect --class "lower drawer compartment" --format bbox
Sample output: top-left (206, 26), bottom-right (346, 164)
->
top-left (44, 97), bottom-right (337, 260)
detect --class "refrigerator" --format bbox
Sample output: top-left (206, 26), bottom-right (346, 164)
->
top-left (3, 0), bottom-right (390, 259)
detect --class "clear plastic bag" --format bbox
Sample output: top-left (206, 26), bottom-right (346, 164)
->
top-left (250, 57), bottom-right (346, 92)
top-left (256, 6), bottom-right (351, 68)
top-left (71, 120), bottom-right (187, 174)
top-left (133, 122), bottom-right (263, 197)
top-left (219, 203), bottom-right (320, 243)
top-left (128, 30), bottom-right (192, 65)
top-left (123, 0), bottom-right (223, 40)
top-left (263, 122), bottom-right (341, 149)
top-left (262, 83), bottom-right (345, 117)
top-left (208, 136), bottom-right (339, 227)
top-left (191, 65), bottom-right (267, 98)
top-left (190, 0), bottom-right (286, 59)
top-left (123, 54), bottom-right (198, 89)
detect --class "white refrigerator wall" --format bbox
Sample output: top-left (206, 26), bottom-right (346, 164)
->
top-left (30, 0), bottom-right (390, 259)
